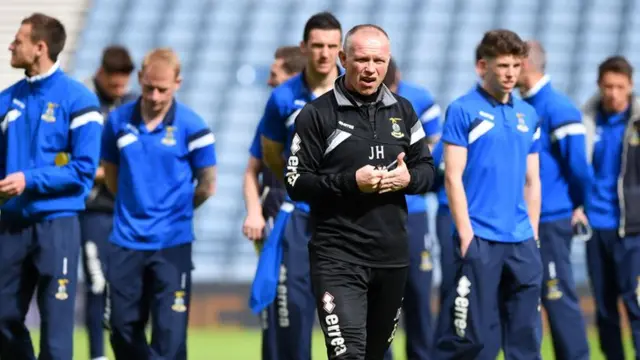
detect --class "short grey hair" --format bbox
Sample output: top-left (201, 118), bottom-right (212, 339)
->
top-left (343, 24), bottom-right (390, 54)
top-left (526, 40), bottom-right (546, 72)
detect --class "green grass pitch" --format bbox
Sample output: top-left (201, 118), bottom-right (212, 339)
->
top-left (29, 327), bottom-right (634, 359)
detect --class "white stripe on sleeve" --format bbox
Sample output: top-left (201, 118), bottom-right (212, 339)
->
top-left (551, 123), bottom-right (585, 142)
top-left (70, 111), bottom-right (103, 130)
top-left (188, 133), bottom-right (215, 152)
top-left (468, 120), bottom-right (495, 144)
top-left (117, 133), bottom-right (138, 149)
top-left (533, 127), bottom-right (541, 141)
top-left (410, 121), bottom-right (426, 145)
top-left (419, 104), bottom-right (441, 123)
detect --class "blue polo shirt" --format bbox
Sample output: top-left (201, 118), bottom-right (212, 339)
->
top-left (442, 85), bottom-right (540, 242)
top-left (101, 99), bottom-right (217, 250)
top-left (522, 76), bottom-right (592, 223)
top-left (397, 81), bottom-right (442, 214)
top-left (587, 107), bottom-right (629, 230)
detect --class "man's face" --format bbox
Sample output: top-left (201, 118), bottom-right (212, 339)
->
top-left (339, 31), bottom-right (390, 96)
top-left (599, 71), bottom-right (633, 113)
top-left (267, 58), bottom-right (293, 88)
top-left (478, 55), bottom-right (522, 94)
top-left (96, 69), bottom-right (131, 100)
top-left (8, 24), bottom-right (43, 69)
top-left (138, 62), bottom-right (181, 113)
top-left (301, 29), bottom-right (341, 75)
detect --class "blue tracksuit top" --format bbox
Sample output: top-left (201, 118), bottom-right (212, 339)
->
top-left (522, 76), bottom-right (592, 223)
top-left (0, 64), bottom-right (103, 221)
top-left (587, 107), bottom-right (629, 229)
top-left (261, 70), bottom-right (343, 212)
top-left (397, 80), bottom-right (442, 214)
top-left (442, 85), bottom-right (541, 242)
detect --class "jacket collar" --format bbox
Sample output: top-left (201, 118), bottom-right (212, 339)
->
top-left (25, 61), bottom-right (60, 83)
top-left (521, 74), bottom-right (551, 99)
top-left (333, 76), bottom-right (397, 108)
top-left (582, 93), bottom-right (640, 125)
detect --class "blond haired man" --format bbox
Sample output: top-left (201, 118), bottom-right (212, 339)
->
top-left (101, 48), bottom-right (217, 359)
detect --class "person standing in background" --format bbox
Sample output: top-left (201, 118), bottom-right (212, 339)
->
top-left (582, 55), bottom-right (640, 360)
top-left (259, 12), bottom-right (343, 360)
top-left (243, 45), bottom-right (305, 360)
top-left (101, 48), bottom-right (216, 359)
top-left (517, 40), bottom-right (591, 360)
top-left (81, 45), bottom-right (137, 360)
top-left (383, 57), bottom-right (441, 360)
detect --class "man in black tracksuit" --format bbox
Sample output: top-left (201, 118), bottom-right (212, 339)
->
top-left (284, 24), bottom-right (435, 360)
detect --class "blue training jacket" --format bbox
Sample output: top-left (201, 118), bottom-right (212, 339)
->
top-left (522, 76), bottom-right (592, 223)
top-left (0, 64), bottom-right (103, 221)
top-left (397, 80), bottom-right (442, 214)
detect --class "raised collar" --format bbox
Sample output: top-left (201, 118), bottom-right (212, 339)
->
top-left (333, 76), bottom-right (397, 108)
top-left (25, 61), bottom-right (60, 83)
top-left (521, 74), bottom-right (551, 99)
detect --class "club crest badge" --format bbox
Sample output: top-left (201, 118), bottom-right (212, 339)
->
top-left (162, 126), bottom-right (177, 146)
top-left (55, 279), bottom-right (69, 300)
top-left (171, 290), bottom-right (187, 312)
top-left (516, 113), bottom-right (529, 133)
top-left (41, 102), bottom-right (58, 123)
top-left (389, 117), bottom-right (404, 138)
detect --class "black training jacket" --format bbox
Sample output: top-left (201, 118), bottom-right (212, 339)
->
top-left (285, 77), bottom-right (435, 267)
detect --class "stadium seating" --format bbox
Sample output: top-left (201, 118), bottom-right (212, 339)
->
top-left (65, 0), bottom-right (639, 283)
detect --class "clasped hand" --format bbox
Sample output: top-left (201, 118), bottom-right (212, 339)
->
top-left (0, 172), bottom-right (26, 199)
top-left (355, 153), bottom-right (410, 194)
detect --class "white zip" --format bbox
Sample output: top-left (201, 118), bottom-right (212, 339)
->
top-left (617, 115), bottom-right (634, 239)
top-left (63, 257), bottom-right (68, 276)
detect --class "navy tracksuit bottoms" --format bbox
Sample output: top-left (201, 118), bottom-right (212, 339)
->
top-left (106, 242), bottom-right (192, 360)
top-left (539, 218), bottom-right (589, 360)
top-left (586, 229), bottom-right (640, 360)
top-left (80, 211), bottom-right (113, 360)
top-left (434, 237), bottom-right (543, 360)
top-left (272, 208), bottom-right (315, 360)
top-left (0, 215), bottom-right (81, 360)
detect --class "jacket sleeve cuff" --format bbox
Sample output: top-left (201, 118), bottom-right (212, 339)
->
top-left (23, 170), bottom-right (36, 191)
top-left (340, 171), bottom-right (359, 194)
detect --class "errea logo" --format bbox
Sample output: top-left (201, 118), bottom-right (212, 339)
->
top-left (322, 292), bottom-right (336, 313)
top-left (286, 134), bottom-right (302, 187)
top-left (454, 275), bottom-right (471, 337)
top-left (290, 134), bottom-right (301, 155)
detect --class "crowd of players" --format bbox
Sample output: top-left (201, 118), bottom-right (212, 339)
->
top-left (242, 11), bottom-right (640, 360)
top-left (0, 8), bottom-right (638, 360)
